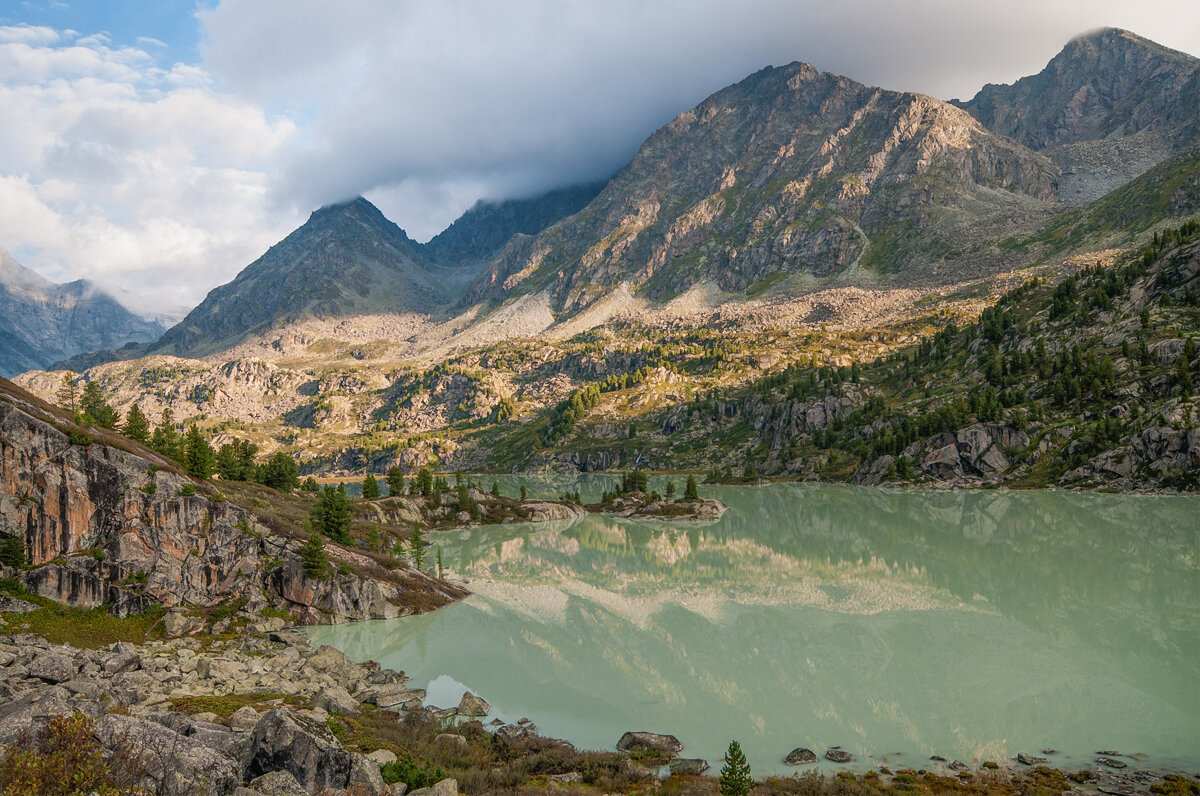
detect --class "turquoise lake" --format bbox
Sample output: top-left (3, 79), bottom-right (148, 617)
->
top-left (307, 479), bottom-right (1200, 775)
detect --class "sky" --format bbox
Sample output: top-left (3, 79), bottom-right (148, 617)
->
top-left (0, 0), bottom-right (1198, 313)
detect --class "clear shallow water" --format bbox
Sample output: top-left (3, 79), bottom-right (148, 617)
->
top-left (307, 481), bottom-right (1200, 775)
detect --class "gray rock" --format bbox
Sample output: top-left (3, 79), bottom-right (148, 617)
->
top-left (101, 651), bottom-right (141, 674)
top-left (368, 749), bottom-right (398, 765)
top-left (0, 595), bottom-right (38, 614)
top-left (0, 686), bottom-right (71, 743)
top-left (350, 750), bottom-right (388, 794)
top-left (1096, 756), bottom-right (1127, 769)
top-left (616, 731), bottom-right (683, 755)
top-left (30, 651), bottom-right (77, 683)
top-left (550, 771), bottom-right (584, 783)
top-left (244, 707), bottom-right (353, 790)
top-left (457, 690), bottom-right (490, 716)
top-left (409, 778), bottom-right (458, 796)
top-left (93, 713), bottom-right (242, 795)
top-left (229, 705), bottom-right (261, 732)
top-left (784, 747), bottom-right (818, 765)
top-left (313, 685), bottom-right (361, 717)
top-left (385, 784), bottom-right (409, 796)
top-left (825, 748), bottom-right (853, 763)
top-left (247, 769), bottom-right (309, 796)
top-left (496, 723), bottom-right (538, 742)
top-left (1017, 752), bottom-right (1048, 766)
top-left (669, 758), bottom-right (710, 774)
top-left (949, 761), bottom-right (969, 771)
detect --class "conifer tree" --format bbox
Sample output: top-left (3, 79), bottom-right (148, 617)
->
top-left (491, 481), bottom-right (500, 497)
top-left (436, 547), bottom-right (444, 579)
top-left (685, 474), bottom-right (699, 500)
top-left (183, 426), bottom-right (215, 479)
top-left (311, 484), bottom-right (353, 543)
top-left (122, 403), bottom-right (151, 443)
top-left (300, 531), bottom-right (329, 579)
top-left (385, 465), bottom-right (405, 497)
top-left (416, 466), bottom-right (434, 497)
top-left (0, 533), bottom-right (25, 568)
top-left (362, 473), bottom-right (381, 499)
top-left (367, 524), bottom-right (381, 551)
top-left (519, 484), bottom-right (527, 501)
top-left (150, 409), bottom-right (183, 461)
top-left (719, 740), bottom-right (753, 796)
top-left (55, 374), bottom-right (79, 417)
top-left (80, 381), bottom-right (119, 429)
top-left (665, 481), bottom-right (676, 498)
top-left (300, 476), bottom-right (319, 492)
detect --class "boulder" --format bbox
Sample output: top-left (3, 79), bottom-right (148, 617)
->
top-left (92, 713), bottom-right (242, 795)
top-left (669, 758), bottom-right (710, 774)
top-left (457, 691), bottom-right (490, 716)
top-left (1017, 752), bottom-right (1048, 766)
top-left (243, 708), bottom-right (353, 790)
top-left (409, 778), bottom-right (458, 796)
top-left (0, 595), bottom-right (37, 613)
top-left (247, 770), bottom-right (309, 796)
top-left (101, 651), bottom-right (142, 675)
top-left (313, 685), bottom-right (361, 717)
top-left (368, 749), bottom-right (398, 765)
top-left (229, 705), bottom-right (261, 732)
top-left (825, 748), bottom-right (853, 763)
top-left (29, 651), bottom-right (77, 683)
top-left (349, 751), bottom-right (388, 794)
top-left (616, 731), bottom-right (683, 755)
top-left (784, 747), bottom-right (818, 765)
top-left (0, 686), bottom-right (71, 743)
top-left (496, 723), bottom-right (538, 741)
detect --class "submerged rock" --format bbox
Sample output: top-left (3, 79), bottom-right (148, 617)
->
top-left (825, 748), bottom-right (854, 763)
top-left (1096, 756), bottom-right (1128, 769)
top-left (1017, 752), bottom-right (1049, 765)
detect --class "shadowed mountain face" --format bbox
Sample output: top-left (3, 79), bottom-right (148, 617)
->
top-left (465, 61), bottom-right (1061, 311)
top-left (424, 182), bottom-right (606, 269)
top-left (151, 198), bottom-right (456, 357)
top-left (0, 251), bottom-right (166, 378)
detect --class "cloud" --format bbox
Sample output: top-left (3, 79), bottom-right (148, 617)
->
top-left (198, 0), bottom-right (1200, 241)
top-left (0, 25), bottom-right (300, 310)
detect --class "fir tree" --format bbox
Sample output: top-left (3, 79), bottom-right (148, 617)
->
top-left (150, 409), bottom-right (183, 461)
top-left (491, 481), bottom-right (500, 497)
top-left (519, 484), bottom-right (527, 501)
top-left (367, 524), bottom-right (381, 551)
top-left (309, 484), bottom-right (352, 543)
top-left (719, 740), bottom-right (753, 796)
top-left (80, 382), bottom-right (119, 429)
top-left (55, 374), bottom-right (79, 417)
top-left (685, 475), bottom-right (699, 500)
top-left (259, 452), bottom-right (299, 491)
top-left (362, 473), bottom-right (381, 500)
top-left (183, 426), bottom-right (215, 479)
top-left (665, 481), bottom-right (676, 498)
top-left (456, 484), bottom-right (470, 512)
top-left (122, 403), bottom-right (151, 443)
top-left (300, 532), bottom-right (329, 579)
top-left (409, 523), bottom-right (426, 570)
top-left (0, 533), bottom-right (25, 568)
top-left (416, 466), bottom-right (434, 497)
top-left (436, 547), bottom-right (444, 580)
top-left (300, 476), bottom-right (320, 492)
top-left (385, 465), bottom-right (405, 497)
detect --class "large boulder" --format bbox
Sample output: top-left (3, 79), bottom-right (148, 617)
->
top-left (457, 691), bottom-right (490, 716)
top-left (313, 685), bottom-right (361, 717)
top-left (243, 708), bottom-right (353, 790)
top-left (0, 686), bottom-right (71, 744)
top-left (409, 779), bottom-right (458, 796)
top-left (616, 731), bottom-right (683, 755)
top-left (93, 713), bottom-right (242, 795)
top-left (784, 747), bottom-right (818, 765)
top-left (246, 770), bottom-right (309, 795)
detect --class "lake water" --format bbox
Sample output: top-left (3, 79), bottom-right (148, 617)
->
top-left (306, 480), bottom-right (1200, 775)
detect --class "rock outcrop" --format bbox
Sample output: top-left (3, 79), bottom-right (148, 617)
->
top-left (0, 383), bottom-right (462, 622)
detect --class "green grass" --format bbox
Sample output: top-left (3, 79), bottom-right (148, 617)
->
top-left (0, 591), bottom-right (166, 649)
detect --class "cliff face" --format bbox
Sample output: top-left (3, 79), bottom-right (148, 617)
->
top-left (467, 62), bottom-right (1059, 311)
top-left (0, 382), bottom-right (461, 622)
top-left (0, 251), bottom-right (166, 378)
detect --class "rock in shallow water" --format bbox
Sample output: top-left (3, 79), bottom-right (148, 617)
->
top-left (669, 758), bottom-right (710, 774)
top-left (616, 730), bottom-right (683, 755)
top-left (825, 748), bottom-right (854, 763)
top-left (785, 747), bottom-right (818, 765)
top-left (1017, 752), bottom-right (1048, 765)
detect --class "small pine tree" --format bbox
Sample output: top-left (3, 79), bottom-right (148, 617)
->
top-left (719, 740), bottom-right (753, 796)
top-left (0, 533), bottom-right (25, 567)
top-left (409, 523), bottom-right (426, 570)
top-left (436, 547), bottom-right (444, 580)
top-left (55, 374), bottom-right (79, 417)
top-left (665, 481), bottom-right (676, 498)
top-left (79, 382), bottom-right (119, 429)
top-left (519, 484), bottom-right (527, 501)
top-left (491, 481), bottom-right (500, 497)
top-left (367, 524), bottom-right (381, 551)
top-left (685, 475), bottom-right (699, 500)
top-left (122, 403), bottom-right (151, 443)
top-left (150, 408), bottom-right (182, 461)
top-left (362, 473), bottom-right (381, 500)
top-left (300, 476), bottom-right (319, 492)
top-left (259, 452), bottom-right (299, 491)
top-left (456, 484), bottom-right (470, 512)
top-left (300, 532), bottom-right (329, 579)
top-left (183, 426), bottom-right (215, 479)
top-left (417, 466), bottom-right (434, 497)
top-left (385, 465), bottom-right (405, 497)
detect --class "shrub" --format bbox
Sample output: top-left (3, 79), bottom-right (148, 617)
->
top-left (0, 713), bottom-right (143, 795)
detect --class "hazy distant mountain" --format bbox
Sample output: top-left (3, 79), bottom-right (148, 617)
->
top-left (467, 61), bottom-right (1060, 311)
top-left (423, 181), bottom-right (606, 268)
top-left (150, 197), bottom-right (459, 357)
top-left (0, 250), bottom-right (167, 378)
top-left (954, 28), bottom-right (1200, 203)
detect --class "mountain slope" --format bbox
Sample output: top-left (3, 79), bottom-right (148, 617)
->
top-left (955, 28), bottom-right (1200, 204)
top-left (0, 251), bottom-right (167, 378)
top-left (467, 62), bottom-right (1059, 312)
top-left (424, 181), bottom-right (606, 268)
top-left (151, 197), bottom-right (459, 357)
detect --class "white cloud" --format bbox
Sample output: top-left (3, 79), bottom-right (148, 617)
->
top-left (0, 27), bottom-right (300, 309)
top-left (198, 0), bottom-right (1200, 241)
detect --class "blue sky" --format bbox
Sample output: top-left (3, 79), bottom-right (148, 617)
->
top-left (0, 0), bottom-right (1197, 312)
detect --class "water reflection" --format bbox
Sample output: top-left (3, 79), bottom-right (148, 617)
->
top-left (308, 483), bottom-right (1200, 774)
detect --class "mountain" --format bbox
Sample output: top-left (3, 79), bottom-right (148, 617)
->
top-left (0, 250), bottom-right (167, 378)
top-left (954, 28), bottom-right (1200, 203)
top-left (424, 181), bottom-right (606, 268)
top-left (151, 197), bottom-right (461, 357)
top-left (467, 62), bottom-right (1060, 312)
